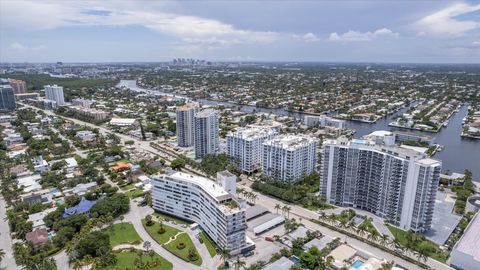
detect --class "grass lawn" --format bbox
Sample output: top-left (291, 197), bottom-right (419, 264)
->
top-left (120, 183), bottom-right (135, 190)
top-left (164, 233), bottom-right (202, 266)
top-left (142, 219), bottom-right (181, 245)
top-left (387, 224), bottom-right (447, 263)
top-left (126, 188), bottom-right (144, 198)
top-left (107, 250), bottom-right (173, 270)
top-left (154, 211), bottom-right (191, 225)
top-left (199, 232), bottom-right (217, 257)
top-left (359, 219), bottom-right (380, 235)
top-left (103, 222), bottom-right (142, 246)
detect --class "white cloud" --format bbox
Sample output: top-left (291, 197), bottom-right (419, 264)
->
top-left (10, 42), bottom-right (45, 51)
top-left (416, 2), bottom-right (480, 37)
top-left (0, 0), bottom-right (280, 49)
top-left (328, 28), bottom-right (399, 42)
top-left (302, 33), bottom-right (320, 42)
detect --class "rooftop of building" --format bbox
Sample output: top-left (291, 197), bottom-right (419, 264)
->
top-left (195, 109), bottom-right (217, 118)
top-left (453, 212), bottom-right (480, 262)
top-left (177, 103), bottom-right (198, 111)
top-left (263, 134), bottom-right (316, 150)
top-left (324, 137), bottom-right (440, 163)
top-left (228, 127), bottom-right (276, 140)
top-left (217, 170), bottom-right (235, 178)
top-left (165, 171), bottom-right (232, 201)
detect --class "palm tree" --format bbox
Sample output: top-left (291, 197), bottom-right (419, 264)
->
top-left (328, 213), bottom-right (337, 225)
top-left (0, 249), bottom-right (5, 264)
top-left (251, 194), bottom-right (258, 205)
top-left (319, 212), bottom-right (327, 222)
top-left (233, 256), bottom-right (246, 270)
top-left (417, 249), bottom-right (428, 263)
top-left (380, 234), bottom-right (389, 247)
top-left (143, 241), bottom-right (151, 252)
top-left (237, 188), bottom-right (245, 198)
top-left (283, 206), bottom-right (291, 218)
top-left (71, 258), bottom-right (83, 270)
top-left (274, 203), bottom-right (281, 214)
top-left (220, 248), bottom-right (230, 267)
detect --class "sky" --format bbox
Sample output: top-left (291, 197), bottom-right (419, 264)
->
top-left (1, 0), bottom-right (480, 63)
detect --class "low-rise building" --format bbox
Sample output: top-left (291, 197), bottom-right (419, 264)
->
top-left (109, 118), bottom-right (138, 126)
top-left (62, 182), bottom-right (98, 197)
top-left (451, 212), bottom-right (480, 270)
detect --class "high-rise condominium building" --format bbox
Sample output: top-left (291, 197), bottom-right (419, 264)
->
top-left (9, 79), bottom-right (27, 94)
top-left (44, 85), bottom-right (65, 106)
top-left (0, 85), bottom-right (16, 112)
top-left (320, 137), bottom-right (441, 233)
top-left (194, 109), bottom-right (219, 159)
top-left (152, 171), bottom-right (249, 255)
top-left (176, 103), bottom-right (198, 147)
top-left (227, 127), bottom-right (277, 174)
top-left (262, 134), bottom-right (317, 182)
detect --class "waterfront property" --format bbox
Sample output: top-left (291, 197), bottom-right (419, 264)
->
top-left (151, 171), bottom-right (250, 255)
top-left (321, 136), bottom-right (441, 233)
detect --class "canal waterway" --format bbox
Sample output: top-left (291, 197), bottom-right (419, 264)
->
top-left (118, 80), bottom-right (480, 180)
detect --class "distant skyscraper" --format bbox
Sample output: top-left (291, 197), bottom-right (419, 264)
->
top-left (176, 103), bottom-right (198, 147)
top-left (44, 85), bottom-right (65, 105)
top-left (9, 79), bottom-right (27, 94)
top-left (262, 134), bottom-right (317, 182)
top-left (227, 127), bottom-right (277, 174)
top-left (194, 109), bottom-right (219, 159)
top-left (0, 85), bottom-right (16, 112)
top-left (321, 137), bottom-right (441, 233)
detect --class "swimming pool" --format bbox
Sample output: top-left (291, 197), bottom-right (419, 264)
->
top-left (351, 260), bottom-right (364, 269)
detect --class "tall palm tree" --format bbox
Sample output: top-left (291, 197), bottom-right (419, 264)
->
top-left (233, 255), bottom-right (246, 270)
top-left (283, 206), bottom-right (291, 218)
top-left (0, 249), bottom-right (5, 264)
top-left (380, 234), bottom-right (389, 247)
top-left (251, 194), bottom-right (258, 204)
top-left (237, 188), bottom-right (245, 198)
top-left (274, 203), bottom-right (281, 214)
top-left (220, 248), bottom-right (230, 267)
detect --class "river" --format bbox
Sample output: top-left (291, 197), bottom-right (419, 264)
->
top-left (118, 80), bottom-right (480, 180)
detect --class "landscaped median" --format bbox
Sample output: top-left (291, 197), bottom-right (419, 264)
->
top-left (142, 217), bottom-right (203, 266)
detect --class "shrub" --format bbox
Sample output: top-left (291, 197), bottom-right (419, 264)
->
top-left (177, 242), bottom-right (186, 249)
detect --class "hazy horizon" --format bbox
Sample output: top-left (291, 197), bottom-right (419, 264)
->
top-left (1, 1), bottom-right (480, 63)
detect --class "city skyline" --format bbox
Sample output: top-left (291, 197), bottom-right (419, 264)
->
top-left (1, 0), bottom-right (480, 63)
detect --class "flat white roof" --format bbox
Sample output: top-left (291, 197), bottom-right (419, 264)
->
top-left (168, 171), bottom-right (230, 200)
top-left (109, 118), bottom-right (137, 125)
top-left (453, 212), bottom-right (480, 263)
top-left (263, 134), bottom-right (316, 150)
top-left (228, 127), bottom-right (276, 140)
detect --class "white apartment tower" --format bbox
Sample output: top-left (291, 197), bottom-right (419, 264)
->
top-left (44, 85), bottom-right (65, 105)
top-left (262, 134), bottom-right (318, 182)
top-left (176, 103), bottom-right (198, 147)
top-left (227, 127), bottom-right (277, 174)
top-left (194, 109), bottom-right (219, 159)
top-left (152, 171), bottom-right (249, 255)
top-left (320, 138), bottom-right (441, 233)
